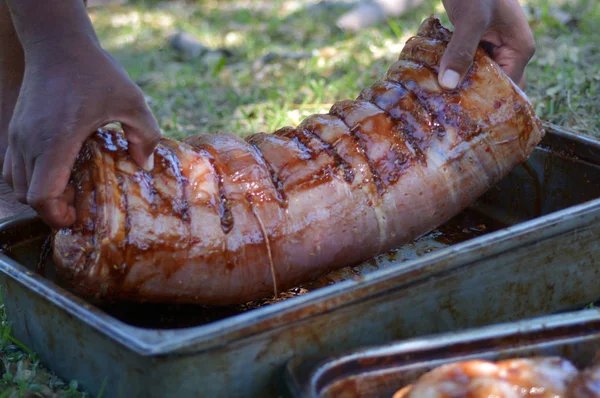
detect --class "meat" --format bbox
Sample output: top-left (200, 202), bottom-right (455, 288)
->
top-left (393, 357), bottom-right (600, 398)
top-left (568, 360), bottom-right (600, 397)
top-left (52, 17), bottom-right (544, 305)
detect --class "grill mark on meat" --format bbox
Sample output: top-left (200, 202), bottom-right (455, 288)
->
top-left (161, 145), bottom-right (193, 256)
top-left (362, 97), bottom-right (422, 179)
top-left (328, 110), bottom-right (385, 196)
top-left (283, 126), bottom-right (356, 185)
top-left (350, 127), bottom-right (385, 195)
top-left (274, 126), bottom-right (313, 158)
top-left (113, 173), bottom-right (131, 284)
top-left (160, 145), bottom-right (191, 222)
top-left (383, 77), bottom-right (446, 140)
top-left (327, 106), bottom-right (388, 254)
top-left (246, 141), bottom-right (287, 205)
top-left (372, 101), bottom-right (425, 162)
top-left (416, 62), bottom-right (483, 141)
top-left (277, 127), bottom-right (335, 182)
top-left (198, 147), bottom-right (234, 234)
top-left (84, 188), bottom-right (98, 274)
top-left (273, 126), bottom-right (351, 191)
top-left (300, 127), bottom-right (355, 183)
top-left (358, 82), bottom-right (428, 165)
top-left (246, 132), bottom-right (320, 196)
top-left (350, 100), bottom-right (411, 186)
top-left (116, 174), bottom-right (130, 244)
top-left (387, 61), bottom-right (483, 142)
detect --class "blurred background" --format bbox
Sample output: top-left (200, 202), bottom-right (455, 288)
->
top-left (86, 0), bottom-right (598, 139)
top-left (0, 1), bottom-right (598, 396)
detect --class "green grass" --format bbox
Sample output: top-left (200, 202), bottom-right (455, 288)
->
top-left (0, 296), bottom-right (89, 397)
top-left (86, 0), bottom-right (600, 138)
top-left (525, 0), bottom-right (600, 135)
top-left (1, 0), bottom-right (599, 396)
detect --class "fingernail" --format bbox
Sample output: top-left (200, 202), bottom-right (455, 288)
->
top-left (440, 69), bottom-right (460, 90)
top-left (143, 153), bottom-right (154, 172)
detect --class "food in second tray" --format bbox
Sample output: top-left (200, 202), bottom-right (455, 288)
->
top-left (52, 16), bottom-right (544, 306)
top-left (394, 357), bottom-right (600, 397)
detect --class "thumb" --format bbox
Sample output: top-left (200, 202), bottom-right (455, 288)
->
top-left (438, 19), bottom-right (487, 90)
top-left (121, 104), bottom-right (162, 171)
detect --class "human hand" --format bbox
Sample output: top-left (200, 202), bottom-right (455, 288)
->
top-left (439, 0), bottom-right (536, 90)
top-left (2, 38), bottom-right (161, 228)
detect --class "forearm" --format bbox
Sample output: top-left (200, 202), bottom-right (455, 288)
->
top-left (2, 0), bottom-right (161, 227)
top-left (0, 0), bottom-right (24, 161)
top-left (5, 0), bottom-right (98, 60)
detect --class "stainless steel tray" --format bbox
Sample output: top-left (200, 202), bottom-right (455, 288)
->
top-left (284, 309), bottom-right (600, 398)
top-left (1, 123), bottom-right (600, 397)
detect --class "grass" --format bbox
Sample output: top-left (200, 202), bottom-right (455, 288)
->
top-left (525, 0), bottom-right (600, 134)
top-left (1, 0), bottom-right (599, 396)
top-left (86, 0), bottom-right (600, 138)
top-left (0, 297), bottom-right (89, 397)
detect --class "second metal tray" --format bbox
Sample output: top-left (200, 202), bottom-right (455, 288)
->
top-left (285, 309), bottom-right (600, 397)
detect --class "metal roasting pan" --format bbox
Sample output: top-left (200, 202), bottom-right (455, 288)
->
top-left (284, 309), bottom-right (600, 398)
top-left (1, 123), bottom-right (600, 397)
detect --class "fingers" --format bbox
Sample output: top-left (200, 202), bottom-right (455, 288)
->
top-left (26, 98), bottom-right (160, 228)
top-left (11, 151), bottom-right (27, 203)
top-left (490, 31), bottom-right (535, 87)
top-left (439, 16), bottom-right (488, 90)
top-left (2, 144), bottom-right (27, 203)
top-left (501, 43), bottom-right (536, 87)
top-left (439, 0), bottom-right (535, 91)
top-left (2, 99), bottom-right (160, 229)
top-left (2, 146), bottom-right (12, 187)
top-left (2, 139), bottom-right (75, 228)
top-left (495, 0), bottom-right (536, 86)
top-left (121, 100), bottom-right (161, 171)
top-left (26, 148), bottom-right (78, 228)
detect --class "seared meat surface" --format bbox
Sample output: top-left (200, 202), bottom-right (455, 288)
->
top-left (395, 357), bottom-right (600, 398)
top-left (53, 17), bottom-right (544, 305)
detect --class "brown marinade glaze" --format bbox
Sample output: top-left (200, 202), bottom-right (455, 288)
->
top-left (298, 114), bottom-right (369, 184)
top-left (71, 146), bottom-right (97, 236)
top-left (299, 127), bottom-right (355, 183)
top-left (330, 99), bottom-right (416, 192)
top-left (248, 130), bottom-right (335, 194)
top-left (245, 141), bottom-right (287, 205)
top-left (153, 144), bottom-right (191, 221)
top-left (185, 132), bottom-right (284, 233)
top-left (109, 140), bottom-right (204, 286)
top-left (415, 17), bottom-right (452, 41)
top-left (146, 145), bottom-right (194, 248)
top-left (275, 126), bottom-right (349, 188)
top-left (329, 105), bottom-right (385, 195)
top-left (358, 81), bottom-right (429, 164)
top-left (408, 30), bottom-right (538, 158)
top-left (189, 145), bottom-right (233, 233)
top-left (385, 63), bottom-right (477, 141)
top-left (114, 174), bottom-right (130, 277)
top-left (359, 80), bottom-right (442, 141)
top-left (273, 126), bottom-right (313, 155)
top-left (52, 17), bottom-right (545, 305)
top-left (395, 51), bottom-right (483, 142)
